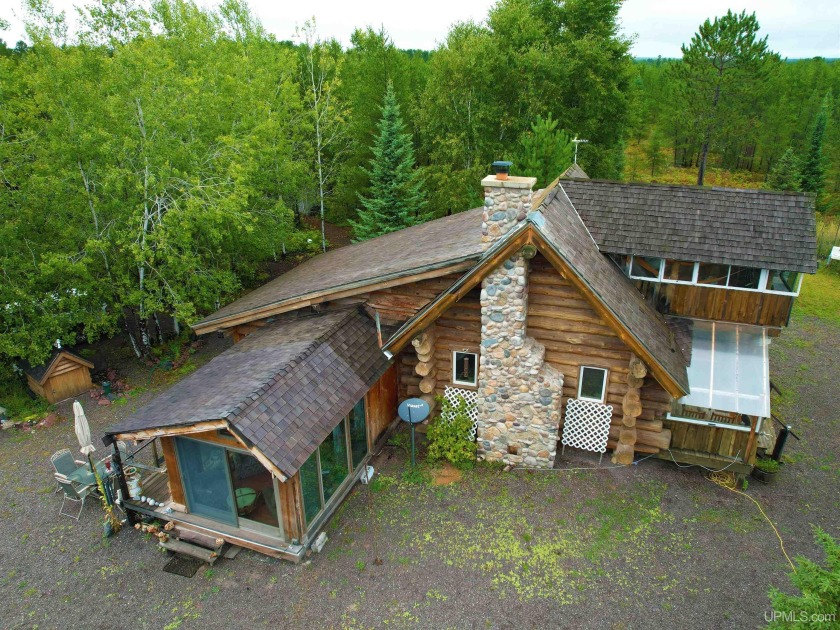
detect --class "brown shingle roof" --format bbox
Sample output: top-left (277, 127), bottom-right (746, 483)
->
top-left (193, 208), bottom-right (485, 332)
top-left (107, 309), bottom-right (389, 477)
top-left (535, 189), bottom-right (690, 393)
top-left (561, 179), bottom-right (817, 273)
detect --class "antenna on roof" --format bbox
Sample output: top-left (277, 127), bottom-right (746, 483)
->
top-left (572, 136), bottom-right (589, 164)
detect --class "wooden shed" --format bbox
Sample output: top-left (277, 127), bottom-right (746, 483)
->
top-left (23, 350), bottom-right (94, 404)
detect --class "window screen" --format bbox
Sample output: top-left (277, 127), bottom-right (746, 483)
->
top-left (697, 263), bottom-right (729, 286)
top-left (578, 366), bottom-right (608, 403)
top-left (766, 270), bottom-right (800, 293)
top-left (630, 256), bottom-right (662, 279)
top-left (728, 266), bottom-right (762, 289)
top-left (453, 351), bottom-right (478, 386)
top-left (663, 259), bottom-right (695, 283)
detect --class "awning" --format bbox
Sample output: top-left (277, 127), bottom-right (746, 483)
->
top-left (679, 321), bottom-right (770, 418)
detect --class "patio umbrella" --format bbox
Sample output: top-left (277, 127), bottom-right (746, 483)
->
top-left (73, 400), bottom-right (96, 456)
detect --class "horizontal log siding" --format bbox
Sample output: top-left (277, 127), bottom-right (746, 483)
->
top-left (527, 255), bottom-right (673, 450)
top-left (399, 288), bottom-right (482, 401)
top-left (636, 281), bottom-right (792, 328)
top-left (367, 272), bottom-right (465, 325)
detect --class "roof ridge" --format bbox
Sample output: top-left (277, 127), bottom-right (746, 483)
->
top-left (569, 178), bottom-right (811, 198)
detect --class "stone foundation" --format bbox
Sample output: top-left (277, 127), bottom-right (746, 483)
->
top-left (475, 174), bottom-right (564, 468)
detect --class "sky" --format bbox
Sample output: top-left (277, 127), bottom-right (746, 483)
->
top-left (1, 0), bottom-right (838, 58)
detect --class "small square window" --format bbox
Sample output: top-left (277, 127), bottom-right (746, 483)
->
top-left (578, 366), bottom-right (608, 403)
top-left (452, 351), bottom-right (478, 387)
top-left (630, 256), bottom-right (663, 280)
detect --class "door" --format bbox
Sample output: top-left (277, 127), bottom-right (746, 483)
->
top-left (175, 437), bottom-right (236, 525)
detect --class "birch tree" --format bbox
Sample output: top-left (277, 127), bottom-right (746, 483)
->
top-left (298, 19), bottom-right (350, 252)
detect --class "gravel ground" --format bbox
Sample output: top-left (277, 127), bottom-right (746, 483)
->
top-left (0, 315), bottom-right (837, 630)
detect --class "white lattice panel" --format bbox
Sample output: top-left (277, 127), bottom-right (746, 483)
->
top-left (561, 398), bottom-right (613, 454)
top-left (442, 386), bottom-right (479, 440)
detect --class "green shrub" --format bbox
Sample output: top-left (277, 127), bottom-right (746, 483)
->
top-left (767, 528), bottom-right (840, 629)
top-left (755, 458), bottom-right (781, 473)
top-left (426, 395), bottom-right (477, 470)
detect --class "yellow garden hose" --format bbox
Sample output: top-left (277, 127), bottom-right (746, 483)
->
top-left (706, 470), bottom-right (796, 573)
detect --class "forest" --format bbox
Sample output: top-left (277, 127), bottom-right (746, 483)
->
top-left (0, 0), bottom-right (837, 370)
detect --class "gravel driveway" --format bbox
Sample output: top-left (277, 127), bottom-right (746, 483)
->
top-left (1, 315), bottom-right (837, 630)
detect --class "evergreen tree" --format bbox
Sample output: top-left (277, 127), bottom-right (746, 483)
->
top-left (351, 82), bottom-right (428, 241)
top-left (516, 114), bottom-right (573, 188)
top-left (766, 148), bottom-right (802, 192)
top-left (677, 10), bottom-right (777, 186)
top-left (800, 96), bottom-right (830, 196)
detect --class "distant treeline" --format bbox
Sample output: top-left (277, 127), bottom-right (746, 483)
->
top-left (0, 0), bottom-right (836, 369)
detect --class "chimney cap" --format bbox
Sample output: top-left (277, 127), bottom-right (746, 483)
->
top-left (492, 160), bottom-right (513, 174)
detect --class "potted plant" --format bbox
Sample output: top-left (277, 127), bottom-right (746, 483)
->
top-left (752, 457), bottom-right (780, 484)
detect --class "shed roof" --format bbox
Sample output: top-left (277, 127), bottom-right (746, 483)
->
top-left (107, 309), bottom-right (389, 477)
top-left (560, 179), bottom-right (817, 273)
top-left (20, 349), bottom-right (94, 384)
top-left (193, 208), bottom-right (485, 333)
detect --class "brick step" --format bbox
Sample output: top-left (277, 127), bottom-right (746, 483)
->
top-left (159, 538), bottom-right (221, 564)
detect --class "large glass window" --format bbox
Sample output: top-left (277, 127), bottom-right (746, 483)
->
top-left (630, 256), bottom-right (663, 279)
top-left (227, 450), bottom-right (281, 535)
top-left (766, 269), bottom-right (800, 293)
top-left (300, 451), bottom-right (322, 526)
top-left (349, 399), bottom-right (368, 470)
top-left (175, 438), bottom-right (236, 525)
top-left (319, 421), bottom-right (349, 503)
top-left (728, 266), bottom-right (763, 289)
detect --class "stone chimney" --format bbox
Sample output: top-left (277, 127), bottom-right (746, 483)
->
top-left (480, 169), bottom-right (537, 251)
top-left (476, 166), bottom-right (564, 469)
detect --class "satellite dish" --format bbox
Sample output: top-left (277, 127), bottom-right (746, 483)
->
top-left (398, 398), bottom-right (430, 424)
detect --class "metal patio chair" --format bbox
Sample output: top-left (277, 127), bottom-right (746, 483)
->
top-left (50, 449), bottom-right (92, 492)
top-left (56, 477), bottom-right (96, 520)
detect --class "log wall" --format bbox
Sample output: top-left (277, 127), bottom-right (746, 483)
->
top-left (527, 255), bottom-right (673, 454)
top-left (398, 287), bottom-right (482, 405)
top-left (636, 281), bottom-right (793, 329)
top-left (367, 272), bottom-right (465, 326)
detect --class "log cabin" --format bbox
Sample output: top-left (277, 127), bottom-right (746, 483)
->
top-left (104, 166), bottom-right (817, 561)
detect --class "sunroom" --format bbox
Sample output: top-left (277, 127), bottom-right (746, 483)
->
top-left (104, 308), bottom-right (398, 561)
top-left (664, 319), bottom-right (771, 472)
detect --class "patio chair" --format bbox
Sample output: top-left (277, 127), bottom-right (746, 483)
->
top-left (50, 449), bottom-right (89, 492)
top-left (56, 477), bottom-right (96, 520)
top-left (50, 449), bottom-right (85, 477)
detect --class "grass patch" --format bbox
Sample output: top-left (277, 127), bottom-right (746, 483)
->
top-left (793, 267), bottom-right (840, 326)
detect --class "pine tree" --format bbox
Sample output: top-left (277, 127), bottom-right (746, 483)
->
top-left (516, 114), bottom-right (574, 188)
top-left (800, 96), bottom-right (829, 196)
top-left (766, 148), bottom-right (802, 192)
top-left (351, 82), bottom-right (428, 241)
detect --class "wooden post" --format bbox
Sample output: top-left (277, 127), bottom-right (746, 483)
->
top-left (103, 434), bottom-right (137, 525)
top-left (612, 354), bottom-right (647, 465)
top-left (412, 328), bottom-right (437, 415)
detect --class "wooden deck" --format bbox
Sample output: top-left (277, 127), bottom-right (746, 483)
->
top-left (123, 470), bottom-right (304, 563)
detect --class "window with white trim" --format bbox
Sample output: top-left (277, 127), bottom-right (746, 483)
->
top-left (624, 256), bottom-right (801, 296)
top-left (452, 351), bottom-right (478, 387)
top-left (577, 366), bottom-right (608, 403)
